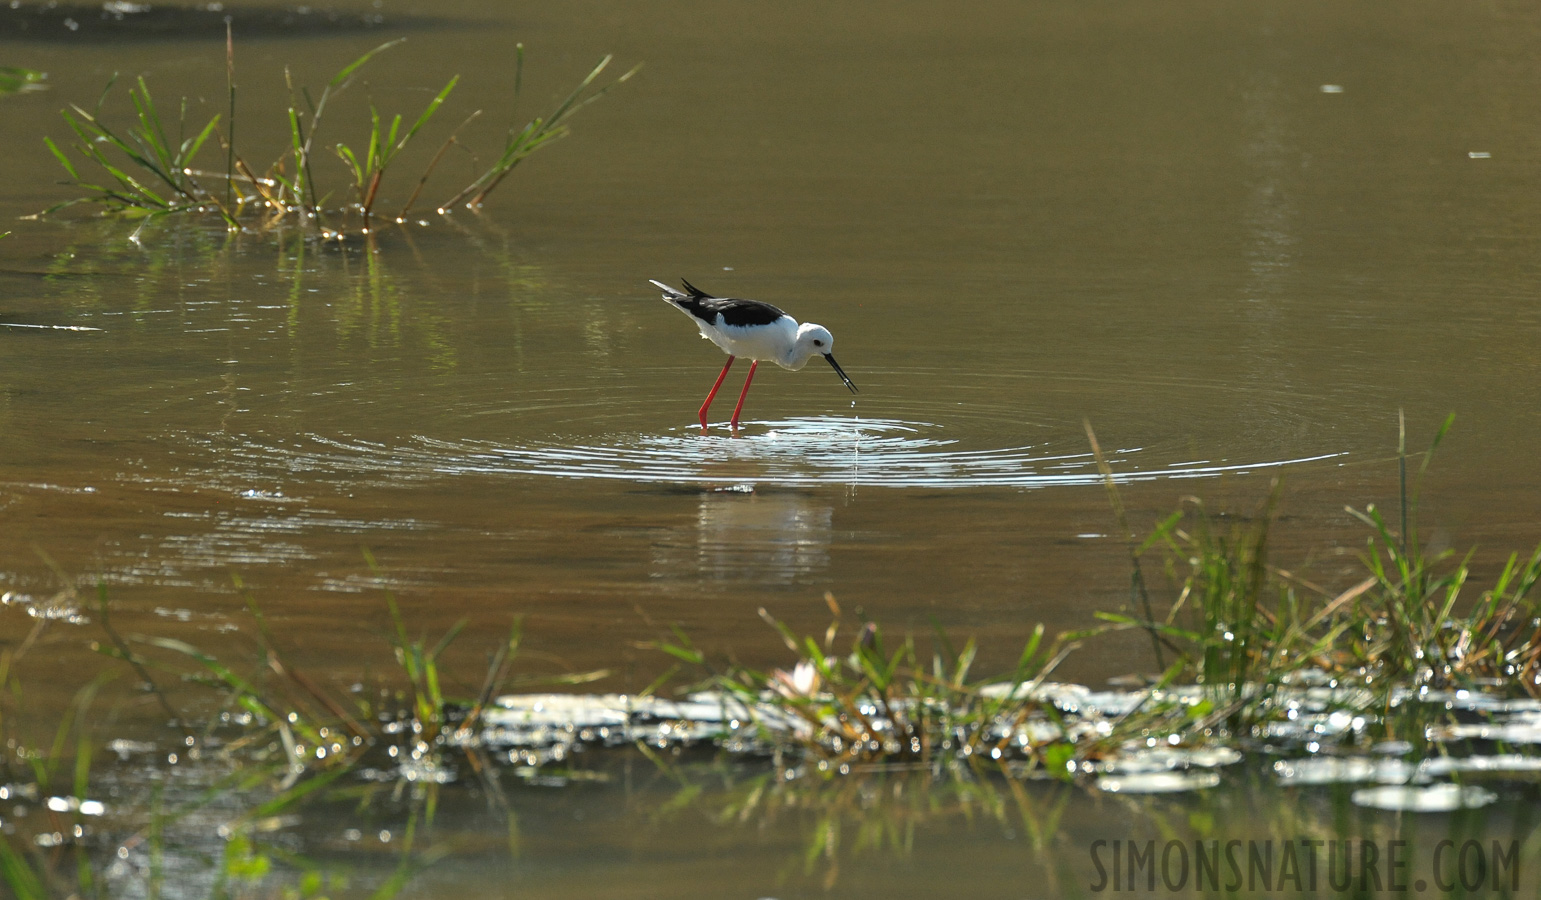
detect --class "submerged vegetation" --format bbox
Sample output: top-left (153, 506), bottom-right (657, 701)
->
top-left (4, 418), bottom-right (1541, 895)
top-left (39, 35), bottom-right (635, 237)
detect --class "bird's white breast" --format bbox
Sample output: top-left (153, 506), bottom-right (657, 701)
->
top-left (698, 315), bottom-right (802, 368)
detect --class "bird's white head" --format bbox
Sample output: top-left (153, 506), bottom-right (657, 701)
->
top-left (789, 323), bottom-right (858, 393)
top-left (787, 323), bottom-right (835, 370)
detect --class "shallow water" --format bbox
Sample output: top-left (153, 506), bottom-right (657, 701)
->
top-left (5, 0), bottom-right (1541, 893)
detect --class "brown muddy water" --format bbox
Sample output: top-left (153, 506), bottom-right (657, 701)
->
top-left (4, 0), bottom-right (1541, 896)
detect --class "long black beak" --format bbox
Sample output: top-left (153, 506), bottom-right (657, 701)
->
top-left (825, 354), bottom-right (858, 394)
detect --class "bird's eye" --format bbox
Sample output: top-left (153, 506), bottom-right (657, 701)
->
top-left (813, 339), bottom-right (824, 347)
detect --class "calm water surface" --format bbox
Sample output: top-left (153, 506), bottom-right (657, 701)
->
top-left (3, 0), bottom-right (1541, 894)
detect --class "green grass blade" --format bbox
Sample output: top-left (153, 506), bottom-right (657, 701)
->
top-left (428, 618), bottom-right (468, 662)
top-left (130, 77), bottom-right (177, 179)
top-left (330, 38), bottom-right (406, 88)
top-left (44, 136), bottom-right (81, 181)
top-left (0, 833), bottom-right (47, 900)
top-left (400, 75), bottom-right (458, 151)
top-left (366, 106), bottom-right (383, 175)
top-left (179, 113), bottom-right (222, 169)
top-left (542, 54), bottom-right (612, 125)
top-left (1418, 412), bottom-right (1457, 480)
top-left (335, 143), bottom-right (362, 181)
top-left (384, 112), bottom-right (401, 159)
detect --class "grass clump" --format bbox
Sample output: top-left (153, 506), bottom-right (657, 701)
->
top-left (655, 595), bottom-right (1086, 775)
top-left (1097, 413), bottom-right (1541, 748)
top-left (332, 70), bottom-right (458, 230)
top-left (1097, 485), bottom-right (1359, 735)
top-left (1338, 417), bottom-right (1541, 695)
top-left (47, 74), bottom-right (228, 225)
top-left (40, 36), bottom-right (635, 237)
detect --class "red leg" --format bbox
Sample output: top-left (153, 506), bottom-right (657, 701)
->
top-left (699, 356), bottom-right (735, 429)
top-left (729, 361), bottom-right (759, 429)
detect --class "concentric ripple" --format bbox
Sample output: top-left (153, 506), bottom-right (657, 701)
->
top-left (200, 417), bottom-right (1345, 489)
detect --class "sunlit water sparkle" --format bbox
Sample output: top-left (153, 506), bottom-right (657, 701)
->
top-left (178, 417), bottom-right (1346, 490)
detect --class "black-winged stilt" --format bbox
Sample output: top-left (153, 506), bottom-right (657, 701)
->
top-left (651, 279), bottom-right (858, 431)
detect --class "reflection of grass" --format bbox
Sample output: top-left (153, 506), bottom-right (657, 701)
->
top-left (40, 38), bottom-right (634, 236)
top-left (693, 764), bottom-right (1074, 888)
top-left (34, 218), bottom-right (489, 375)
top-left (648, 750), bottom-right (1541, 895)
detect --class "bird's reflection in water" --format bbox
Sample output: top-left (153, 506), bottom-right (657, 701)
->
top-left (652, 487), bottom-right (833, 586)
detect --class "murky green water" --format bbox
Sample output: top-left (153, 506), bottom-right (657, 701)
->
top-left (5, 0), bottom-right (1541, 894)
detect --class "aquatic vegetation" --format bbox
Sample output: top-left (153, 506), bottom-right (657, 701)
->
top-left (331, 70), bottom-right (458, 230)
top-left (39, 36), bottom-right (635, 236)
top-left (47, 74), bottom-right (230, 223)
top-left (440, 45), bottom-right (634, 212)
top-left (629, 606), bottom-right (1541, 781)
top-left (1102, 414), bottom-right (1541, 735)
top-left (649, 597), bottom-right (1089, 774)
top-left (5, 420), bottom-right (1541, 895)
top-left (1337, 418), bottom-right (1541, 696)
top-left (88, 571), bottom-right (602, 786)
top-left (0, 66), bottom-right (46, 95)
top-left (0, 567), bottom-right (583, 898)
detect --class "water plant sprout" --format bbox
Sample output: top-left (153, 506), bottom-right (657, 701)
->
top-left (39, 34), bottom-right (636, 238)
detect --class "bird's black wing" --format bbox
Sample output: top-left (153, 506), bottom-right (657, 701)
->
top-left (712, 298), bottom-right (787, 327)
top-left (671, 280), bottom-right (787, 327)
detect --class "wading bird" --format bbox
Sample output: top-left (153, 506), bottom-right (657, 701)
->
top-left (652, 279), bottom-right (857, 431)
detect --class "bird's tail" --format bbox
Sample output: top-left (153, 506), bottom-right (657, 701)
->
top-left (649, 279), bottom-right (687, 301)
